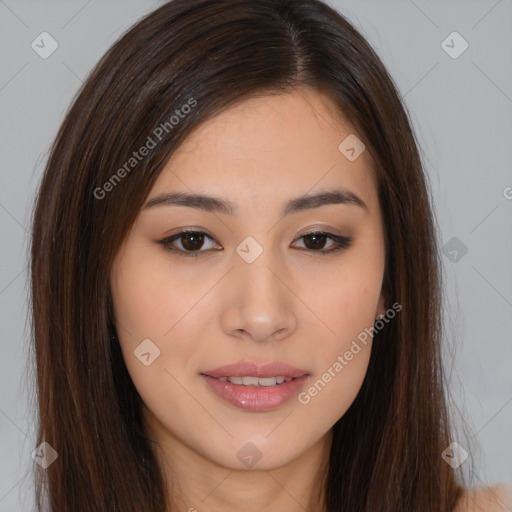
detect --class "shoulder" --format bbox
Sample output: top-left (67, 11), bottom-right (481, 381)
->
top-left (454, 484), bottom-right (512, 512)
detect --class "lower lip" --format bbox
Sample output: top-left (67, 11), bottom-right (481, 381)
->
top-left (201, 374), bottom-right (309, 412)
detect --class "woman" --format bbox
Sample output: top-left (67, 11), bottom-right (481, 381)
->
top-left (29, 0), bottom-right (511, 510)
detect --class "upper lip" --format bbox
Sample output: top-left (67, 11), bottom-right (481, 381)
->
top-left (201, 362), bottom-right (309, 379)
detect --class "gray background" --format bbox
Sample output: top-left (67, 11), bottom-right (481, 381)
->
top-left (1, 0), bottom-right (511, 510)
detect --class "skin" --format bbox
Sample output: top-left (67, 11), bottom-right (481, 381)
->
top-left (110, 87), bottom-right (388, 512)
top-left (455, 484), bottom-right (512, 512)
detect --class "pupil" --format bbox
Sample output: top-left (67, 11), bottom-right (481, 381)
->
top-left (182, 233), bottom-right (203, 251)
top-left (305, 233), bottom-right (325, 250)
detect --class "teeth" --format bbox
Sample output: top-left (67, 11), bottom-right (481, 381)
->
top-left (242, 376), bottom-right (260, 386)
top-left (216, 375), bottom-right (293, 386)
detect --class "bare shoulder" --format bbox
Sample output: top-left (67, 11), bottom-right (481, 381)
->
top-left (454, 484), bottom-right (512, 512)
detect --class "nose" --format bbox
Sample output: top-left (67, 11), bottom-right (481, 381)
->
top-left (220, 255), bottom-right (298, 343)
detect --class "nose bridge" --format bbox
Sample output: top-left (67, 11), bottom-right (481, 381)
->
top-left (237, 254), bottom-right (281, 306)
top-left (221, 243), bottom-right (296, 341)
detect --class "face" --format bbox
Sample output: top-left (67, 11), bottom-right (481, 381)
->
top-left (110, 87), bottom-right (386, 471)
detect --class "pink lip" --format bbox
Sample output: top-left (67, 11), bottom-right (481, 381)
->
top-left (200, 361), bottom-right (310, 412)
top-left (201, 374), bottom-right (310, 412)
top-left (201, 361), bottom-right (309, 379)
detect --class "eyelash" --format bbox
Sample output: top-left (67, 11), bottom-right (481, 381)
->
top-left (158, 229), bottom-right (353, 258)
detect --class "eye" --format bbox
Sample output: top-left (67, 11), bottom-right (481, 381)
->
top-left (292, 230), bottom-right (353, 254)
top-left (158, 230), bottom-right (353, 257)
top-left (158, 230), bottom-right (220, 257)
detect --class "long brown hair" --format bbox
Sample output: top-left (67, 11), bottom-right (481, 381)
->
top-left (29, 0), bottom-right (471, 509)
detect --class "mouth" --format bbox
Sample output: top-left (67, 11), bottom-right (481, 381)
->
top-left (200, 361), bottom-right (310, 412)
top-left (208, 375), bottom-right (295, 386)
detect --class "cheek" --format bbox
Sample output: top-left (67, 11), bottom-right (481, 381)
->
top-left (296, 262), bottom-right (380, 416)
top-left (298, 282), bottom-right (376, 423)
top-left (110, 248), bottom-right (208, 388)
top-left (110, 246), bottom-right (201, 340)
top-left (110, 256), bottom-right (208, 426)
top-left (308, 263), bottom-right (382, 348)
top-left (301, 344), bottom-right (371, 431)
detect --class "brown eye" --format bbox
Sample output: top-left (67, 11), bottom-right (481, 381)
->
top-left (179, 232), bottom-right (205, 251)
top-left (293, 231), bottom-right (353, 254)
top-left (302, 232), bottom-right (329, 250)
top-left (158, 230), bottom-right (220, 257)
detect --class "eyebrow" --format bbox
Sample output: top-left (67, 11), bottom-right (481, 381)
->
top-left (143, 188), bottom-right (368, 217)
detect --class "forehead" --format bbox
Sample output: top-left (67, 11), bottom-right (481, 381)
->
top-left (151, 88), bottom-right (378, 214)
